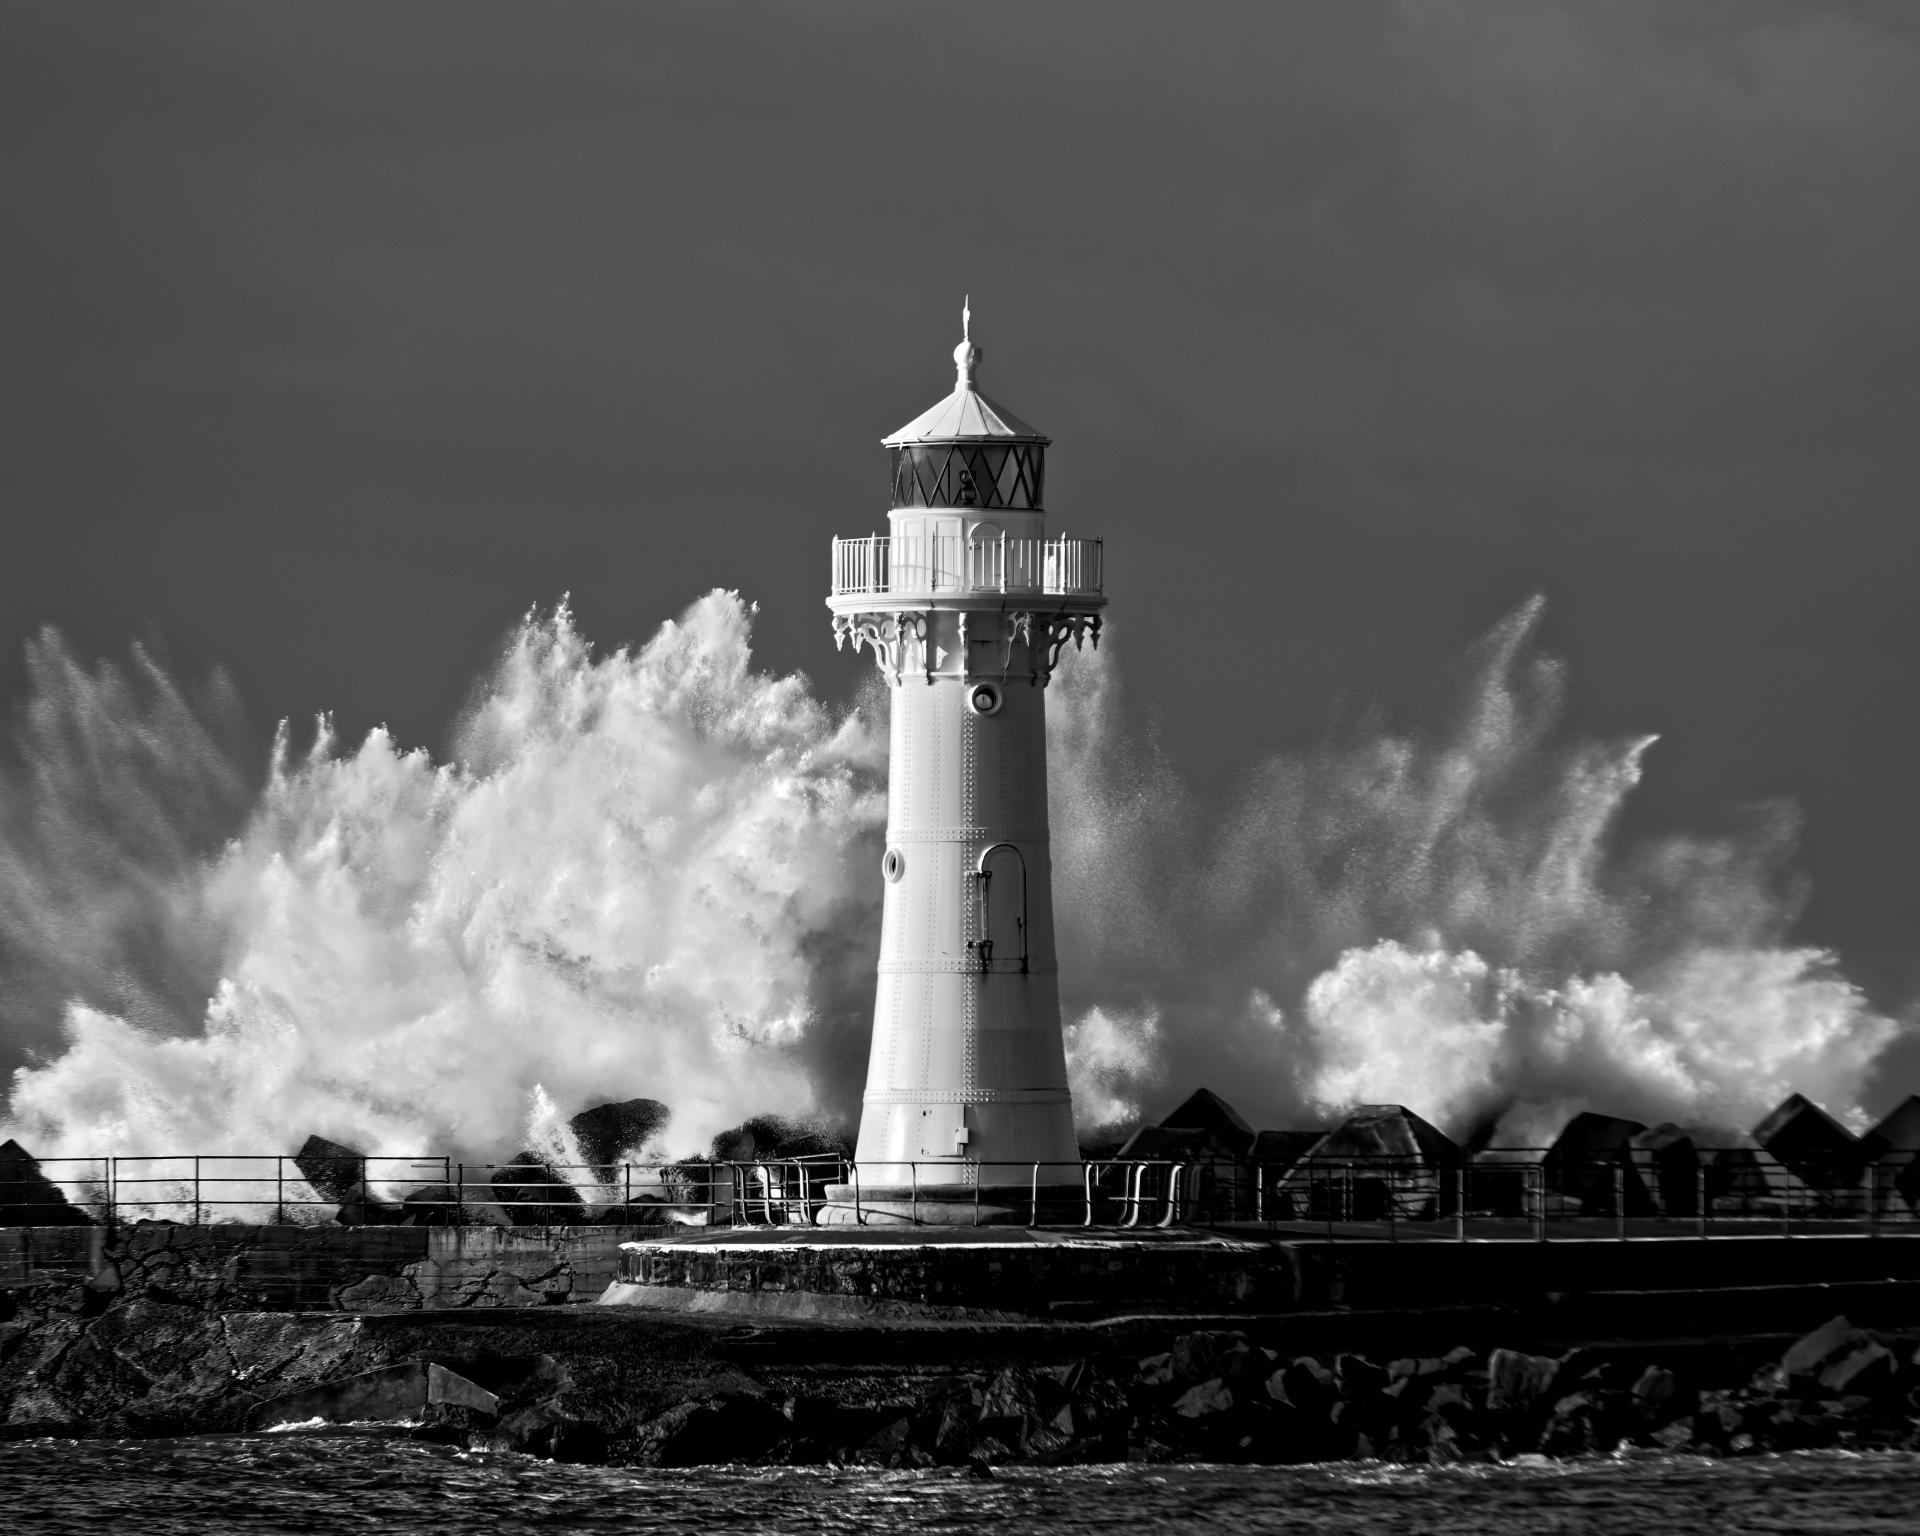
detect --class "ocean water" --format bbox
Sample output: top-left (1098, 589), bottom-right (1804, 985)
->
top-left (1, 1434), bottom-right (1916, 1535)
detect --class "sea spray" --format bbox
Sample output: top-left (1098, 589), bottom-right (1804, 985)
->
top-left (0, 591), bottom-right (1904, 1208)
top-left (1050, 598), bottom-right (1902, 1142)
top-left (2, 594), bottom-right (888, 1184)
top-left (0, 630), bottom-right (256, 1068)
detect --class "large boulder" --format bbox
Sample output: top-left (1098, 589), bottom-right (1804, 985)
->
top-left (397, 1184), bottom-right (511, 1227)
top-left (0, 1141), bottom-right (93, 1227)
top-left (1107, 1123), bottom-right (1252, 1223)
top-left (1752, 1094), bottom-right (1861, 1196)
top-left (1248, 1130), bottom-right (1327, 1220)
top-left (1629, 1123), bottom-right (1700, 1218)
top-left (1114, 1125), bottom-right (1225, 1160)
top-left (490, 1154), bottom-right (586, 1226)
top-left (1157, 1088), bottom-right (1256, 1156)
top-left (290, 1134), bottom-right (408, 1225)
top-left (1857, 1096), bottom-right (1920, 1213)
top-left (1250, 1130), bottom-right (1325, 1170)
top-left (1283, 1105), bottom-right (1460, 1222)
top-left (707, 1116), bottom-right (850, 1224)
top-left (1545, 1112), bottom-right (1657, 1217)
top-left (292, 1135), bottom-right (365, 1206)
top-left (708, 1115), bottom-right (849, 1164)
top-left (1463, 1147), bottom-right (1551, 1219)
top-left (568, 1099), bottom-right (671, 1176)
top-left (1485, 1348), bottom-right (1559, 1419)
top-left (1699, 1134), bottom-right (1810, 1217)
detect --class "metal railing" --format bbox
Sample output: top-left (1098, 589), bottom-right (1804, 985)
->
top-left (830, 534), bottom-right (1103, 599)
top-left (6, 1147), bottom-right (1918, 1238)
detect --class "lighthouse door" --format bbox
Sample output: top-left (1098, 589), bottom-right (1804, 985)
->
top-left (929, 516), bottom-right (964, 591)
top-left (967, 519), bottom-right (1003, 591)
top-left (976, 843), bottom-right (1028, 972)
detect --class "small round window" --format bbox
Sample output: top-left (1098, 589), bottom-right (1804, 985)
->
top-left (882, 847), bottom-right (906, 883)
top-left (967, 682), bottom-right (1003, 716)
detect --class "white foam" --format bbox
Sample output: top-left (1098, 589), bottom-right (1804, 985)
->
top-left (1, 594), bottom-right (886, 1207)
top-left (1052, 599), bottom-right (1899, 1140)
top-left (0, 592), bottom-right (1901, 1194)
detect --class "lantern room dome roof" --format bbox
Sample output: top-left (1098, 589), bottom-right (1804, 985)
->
top-left (882, 303), bottom-right (1050, 447)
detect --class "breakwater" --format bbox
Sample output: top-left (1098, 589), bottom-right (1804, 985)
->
top-left (0, 1221), bottom-right (645, 1310)
top-left (8, 1215), bottom-right (1920, 1464)
top-left (6, 1263), bottom-right (1920, 1467)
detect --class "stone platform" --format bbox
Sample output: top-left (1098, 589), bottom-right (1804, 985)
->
top-left (604, 1222), bottom-right (1920, 1330)
top-left (606, 1226), bottom-right (1288, 1322)
top-left (0, 1220), bottom-right (662, 1310)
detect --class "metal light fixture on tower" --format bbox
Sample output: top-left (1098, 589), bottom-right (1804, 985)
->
top-left (823, 304), bottom-right (1105, 1223)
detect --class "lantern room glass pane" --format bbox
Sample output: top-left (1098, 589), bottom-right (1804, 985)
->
top-left (890, 444), bottom-right (1045, 510)
top-left (1020, 445), bottom-right (1045, 507)
top-left (993, 447), bottom-right (1021, 504)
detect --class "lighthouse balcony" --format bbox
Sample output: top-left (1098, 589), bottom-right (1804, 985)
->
top-left (830, 533), bottom-right (1104, 603)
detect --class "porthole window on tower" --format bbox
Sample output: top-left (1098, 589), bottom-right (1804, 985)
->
top-left (889, 442), bottom-right (1044, 510)
top-left (882, 847), bottom-right (906, 882)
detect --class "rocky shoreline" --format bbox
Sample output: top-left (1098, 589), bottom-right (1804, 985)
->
top-left (7, 1265), bottom-right (1920, 1468)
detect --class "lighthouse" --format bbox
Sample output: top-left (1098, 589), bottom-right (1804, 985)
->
top-left (826, 305), bottom-right (1104, 1220)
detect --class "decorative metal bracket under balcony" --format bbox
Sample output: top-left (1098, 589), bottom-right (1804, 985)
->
top-left (829, 534), bottom-right (1104, 605)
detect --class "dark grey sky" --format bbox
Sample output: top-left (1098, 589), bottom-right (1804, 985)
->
top-left (3, 2), bottom-right (1918, 1017)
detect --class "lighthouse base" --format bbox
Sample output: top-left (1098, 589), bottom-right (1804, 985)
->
top-left (817, 1181), bottom-right (1087, 1227)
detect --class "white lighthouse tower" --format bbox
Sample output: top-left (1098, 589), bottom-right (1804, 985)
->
top-left (826, 305), bottom-right (1104, 1220)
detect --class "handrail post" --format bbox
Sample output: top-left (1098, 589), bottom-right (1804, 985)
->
top-left (1697, 1161), bottom-right (1709, 1238)
top-left (194, 1156), bottom-right (202, 1226)
top-left (1030, 1162), bottom-right (1039, 1227)
top-left (1870, 1159), bottom-right (1881, 1238)
top-left (108, 1155), bottom-right (117, 1229)
top-left (1454, 1163), bottom-right (1466, 1242)
top-left (975, 1161), bottom-right (982, 1227)
top-left (455, 1163), bottom-right (465, 1225)
top-left (1084, 1163), bottom-right (1095, 1227)
top-left (852, 1163), bottom-right (864, 1226)
top-left (1531, 1164), bottom-right (1545, 1243)
top-left (276, 1156), bottom-right (285, 1224)
top-left (1614, 1163), bottom-right (1626, 1240)
top-left (910, 1162), bottom-right (918, 1226)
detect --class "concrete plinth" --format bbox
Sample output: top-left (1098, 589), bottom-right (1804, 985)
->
top-left (609, 1225), bottom-right (1294, 1321)
top-left (817, 1181), bottom-right (1084, 1227)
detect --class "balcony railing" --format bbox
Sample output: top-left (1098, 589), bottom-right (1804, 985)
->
top-left (831, 534), bottom-right (1103, 599)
